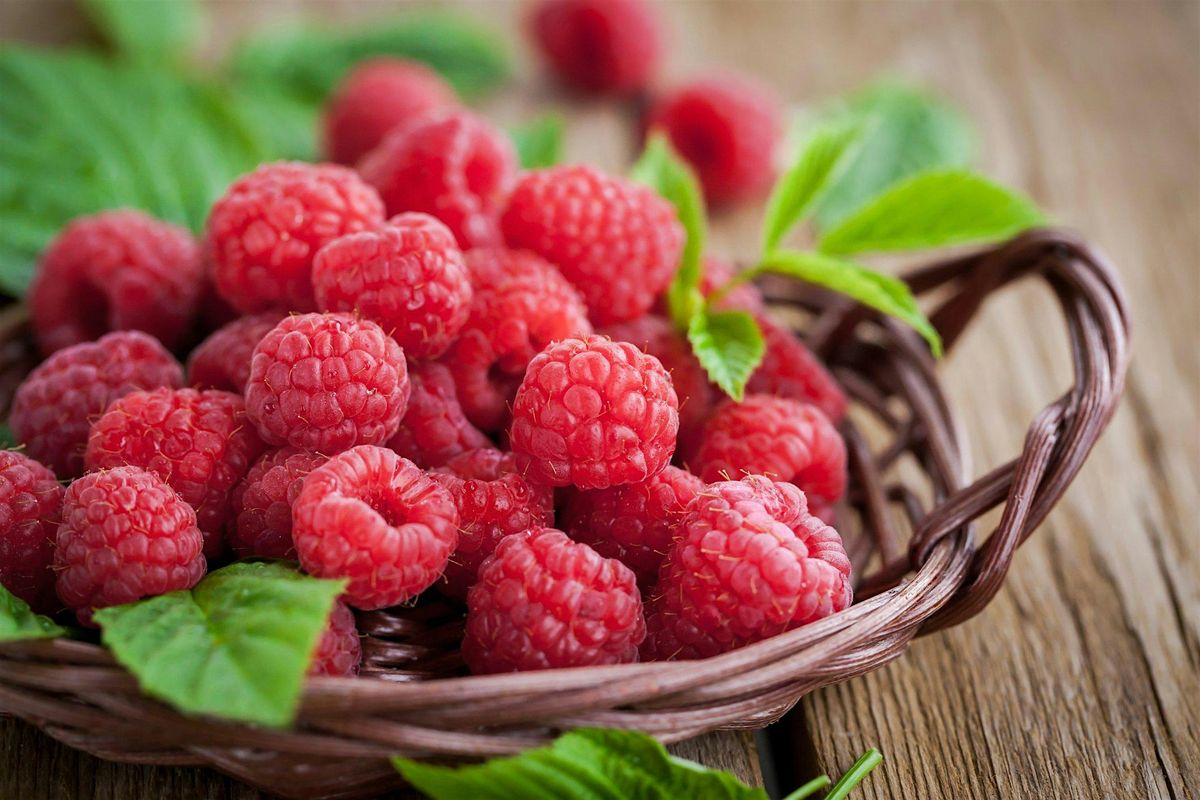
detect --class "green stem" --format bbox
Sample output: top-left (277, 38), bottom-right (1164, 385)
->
top-left (782, 774), bottom-right (831, 800)
top-left (824, 748), bottom-right (883, 800)
top-left (705, 260), bottom-right (766, 307)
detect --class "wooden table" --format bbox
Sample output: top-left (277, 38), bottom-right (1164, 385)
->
top-left (2, 1), bottom-right (1197, 797)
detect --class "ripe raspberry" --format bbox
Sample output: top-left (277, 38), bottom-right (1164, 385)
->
top-left (442, 247), bottom-right (593, 431)
top-left (309, 600), bottom-right (362, 676)
top-left (641, 476), bottom-right (852, 660)
top-left (699, 256), bottom-right (766, 313)
top-left (747, 316), bottom-right (847, 423)
top-left (431, 448), bottom-right (554, 598)
top-left (561, 465), bottom-right (702, 589)
top-left (228, 447), bottom-right (328, 559)
top-left (0, 451), bottom-right (65, 614)
top-left (645, 74), bottom-right (783, 205)
top-left (386, 362), bottom-right (490, 468)
top-left (359, 109), bottom-right (517, 249)
top-left (292, 446), bottom-right (458, 609)
top-left (531, 0), bottom-right (661, 96)
top-left (462, 528), bottom-right (645, 673)
top-left (54, 466), bottom-right (206, 627)
top-left (186, 313), bottom-right (283, 393)
top-left (244, 313), bottom-right (410, 453)
top-left (323, 58), bottom-right (458, 166)
top-left (690, 395), bottom-right (846, 522)
top-left (9, 331), bottom-right (183, 478)
top-left (509, 336), bottom-right (679, 489)
top-left (85, 388), bottom-right (266, 558)
top-left (206, 161), bottom-right (385, 314)
top-left (29, 210), bottom-right (203, 355)
top-left (313, 213), bottom-right (472, 359)
top-left (501, 166), bottom-right (684, 325)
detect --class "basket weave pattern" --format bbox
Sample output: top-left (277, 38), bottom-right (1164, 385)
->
top-left (0, 229), bottom-right (1130, 799)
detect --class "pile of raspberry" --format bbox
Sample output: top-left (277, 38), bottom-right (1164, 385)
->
top-left (0, 18), bottom-right (851, 678)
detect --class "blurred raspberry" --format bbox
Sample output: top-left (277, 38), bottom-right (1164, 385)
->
top-left (531, 0), bottom-right (661, 96)
top-left (309, 600), bottom-right (362, 676)
top-left (386, 362), bottom-right (491, 468)
top-left (187, 313), bottom-right (283, 393)
top-left (0, 451), bottom-right (64, 613)
top-left (747, 315), bottom-right (847, 423)
top-left (229, 447), bottom-right (328, 560)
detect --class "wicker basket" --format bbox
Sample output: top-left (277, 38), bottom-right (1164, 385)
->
top-left (0, 228), bottom-right (1130, 799)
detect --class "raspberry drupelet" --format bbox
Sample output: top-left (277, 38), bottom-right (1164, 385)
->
top-left (0, 451), bottom-right (65, 614)
top-left (747, 316), bottom-right (847, 423)
top-left (228, 447), bottom-right (329, 560)
top-left (187, 312), bottom-right (283, 393)
top-left (309, 600), bottom-right (362, 676)
top-left (385, 362), bottom-right (491, 468)
top-left (530, 0), bottom-right (662, 97)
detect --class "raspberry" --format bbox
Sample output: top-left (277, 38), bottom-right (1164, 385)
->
top-left (54, 466), bottom-right (206, 627)
top-left (309, 600), bottom-right (362, 676)
top-left (690, 395), bottom-right (846, 522)
top-left (431, 448), bottom-right (555, 598)
top-left (641, 476), bottom-right (852, 660)
top-left (442, 247), bottom-right (593, 431)
top-left (29, 210), bottom-right (203, 355)
top-left (359, 109), bottom-right (517, 249)
top-left (386, 362), bottom-right (490, 468)
top-left (206, 161), bottom-right (385, 314)
top-left (500, 166), bottom-right (684, 325)
top-left (9, 331), bottom-right (183, 478)
top-left (462, 528), bottom-right (645, 673)
top-left (699, 256), bottom-right (766, 313)
top-left (186, 313), bottom-right (283, 393)
top-left (645, 74), bottom-right (783, 205)
top-left (747, 316), bottom-right (847, 423)
top-left (228, 447), bottom-right (328, 560)
top-left (0, 451), bottom-right (64, 614)
top-left (313, 213), bottom-right (472, 359)
top-left (509, 335), bottom-right (679, 489)
top-left (292, 446), bottom-right (458, 609)
top-left (322, 58), bottom-right (458, 166)
top-left (85, 388), bottom-right (266, 558)
top-left (244, 313), bottom-right (410, 453)
top-left (530, 0), bottom-right (661, 96)
top-left (561, 465), bottom-right (702, 589)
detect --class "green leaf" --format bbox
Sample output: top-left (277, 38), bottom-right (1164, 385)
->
top-left (510, 114), bottom-right (564, 170)
top-left (631, 133), bottom-right (707, 330)
top-left (394, 728), bottom-right (768, 800)
top-left (687, 310), bottom-right (765, 401)
top-left (817, 169), bottom-right (1045, 256)
top-left (759, 250), bottom-right (942, 357)
top-left (230, 12), bottom-right (510, 102)
top-left (82, 0), bottom-right (204, 63)
top-left (93, 562), bottom-right (345, 727)
top-left (810, 82), bottom-right (975, 229)
top-left (0, 582), bottom-right (66, 642)
top-left (0, 425), bottom-right (17, 449)
top-left (761, 121), bottom-right (861, 253)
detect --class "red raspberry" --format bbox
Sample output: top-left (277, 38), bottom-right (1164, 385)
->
top-left (244, 313), bottom-right (410, 453)
top-left (561, 465), bottom-right (702, 589)
top-left (510, 336), bottom-right (679, 489)
top-left (322, 58), bottom-right (458, 166)
top-left (747, 316), bottom-right (847, 423)
top-left (641, 476), bottom-right (852, 660)
top-left (431, 448), bottom-right (555, 599)
top-left (386, 362), bottom-right (490, 468)
top-left (206, 161), bottom-right (384, 314)
top-left (186, 313), bottom-right (283, 393)
top-left (29, 210), bottom-right (203, 355)
top-left (359, 109), bottom-right (517, 249)
top-left (309, 600), bottom-right (362, 676)
top-left (85, 388), bottom-right (266, 558)
top-left (690, 395), bottom-right (846, 523)
top-left (699, 256), bottom-right (766, 313)
top-left (462, 527), bottom-right (645, 673)
top-left (500, 165), bottom-right (685, 325)
top-left (292, 446), bottom-right (458, 609)
top-left (9, 331), bottom-right (183, 479)
top-left (54, 466), bottom-right (206, 627)
top-left (645, 74), bottom-right (783, 205)
top-left (313, 213), bottom-right (472, 359)
top-left (0, 451), bottom-right (64, 614)
top-left (442, 247), bottom-right (592, 431)
top-left (228, 447), bottom-right (328, 560)
top-left (530, 0), bottom-right (661, 96)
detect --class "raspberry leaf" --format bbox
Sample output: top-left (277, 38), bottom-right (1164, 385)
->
top-left (687, 309), bottom-right (765, 401)
top-left (762, 121), bottom-right (862, 253)
top-left (817, 169), bottom-right (1046, 256)
top-left (0, 583), bottom-right (66, 642)
top-left (93, 562), bottom-right (345, 728)
top-left (82, 0), bottom-right (203, 64)
top-left (510, 113), bottom-right (565, 169)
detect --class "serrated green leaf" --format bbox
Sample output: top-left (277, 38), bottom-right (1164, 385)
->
top-left (511, 114), bottom-right (564, 169)
top-left (82, 0), bottom-right (204, 63)
top-left (759, 250), bottom-right (942, 357)
top-left (94, 562), bottom-right (345, 727)
top-left (0, 582), bottom-right (66, 642)
top-left (687, 310), bottom-right (765, 401)
top-left (817, 169), bottom-right (1045, 256)
top-left (394, 728), bottom-right (768, 800)
top-left (761, 121), bottom-right (861, 253)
